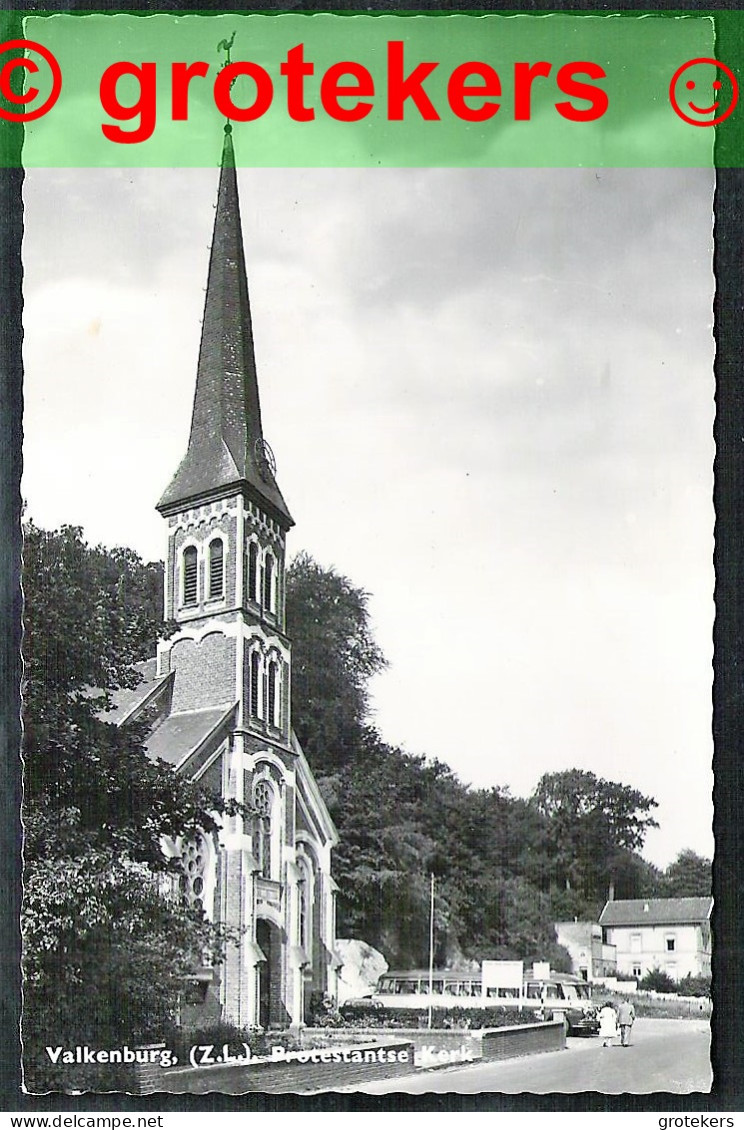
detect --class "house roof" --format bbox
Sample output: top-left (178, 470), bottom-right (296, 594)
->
top-left (157, 125), bottom-right (293, 528)
top-left (599, 897), bottom-right (712, 927)
top-left (145, 703), bottom-right (236, 769)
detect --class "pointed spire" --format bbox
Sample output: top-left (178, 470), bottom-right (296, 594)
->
top-left (158, 125), bottom-right (293, 527)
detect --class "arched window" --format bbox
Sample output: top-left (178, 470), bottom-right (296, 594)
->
top-left (263, 554), bottom-right (274, 612)
top-left (182, 546), bottom-right (198, 606)
top-left (298, 856), bottom-right (311, 953)
top-left (267, 658), bottom-right (279, 728)
top-left (208, 538), bottom-right (224, 599)
top-left (250, 651), bottom-right (261, 718)
top-left (248, 541), bottom-right (259, 602)
top-left (179, 837), bottom-right (208, 911)
top-left (253, 779), bottom-right (273, 879)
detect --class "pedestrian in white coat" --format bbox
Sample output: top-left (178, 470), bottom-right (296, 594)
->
top-left (598, 1002), bottom-right (618, 1047)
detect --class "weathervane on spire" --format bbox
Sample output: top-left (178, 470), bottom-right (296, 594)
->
top-left (217, 31), bottom-right (236, 69)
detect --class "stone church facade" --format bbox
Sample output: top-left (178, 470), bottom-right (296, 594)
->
top-left (108, 125), bottom-right (339, 1029)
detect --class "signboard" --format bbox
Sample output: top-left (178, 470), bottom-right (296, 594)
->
top-left (481, 960), bottom-right (524, 993)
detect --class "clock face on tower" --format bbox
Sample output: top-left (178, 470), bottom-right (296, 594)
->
top-left (254, 437), bottom-right (277, 482)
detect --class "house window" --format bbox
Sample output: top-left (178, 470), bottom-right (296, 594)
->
top-left (250, 652), bottom-right (261, 718)
top-left (263, 554), bottom-right (274, 612)
top-left (248, 541), bottom-right (259, 602)
top-left (665, 934), bottom-right (676, 952)
top-left (630, 932), bottom-right (642, 954)
top-left (208, 538), bottom-right (224, 599)
top-left (267, 659), bottom-right (278, 727)
top-left (183, 546), bottom-right (198, 606)
top-left (253, 779), bottom-right (273, 879)
top-left (632, 965), bottom-right (642, 979)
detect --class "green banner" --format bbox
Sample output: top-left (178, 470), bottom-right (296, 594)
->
top-left (0, 11), bottom-right (741, 166)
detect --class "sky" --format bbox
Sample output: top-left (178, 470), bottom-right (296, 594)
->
top-left (21, 161), bottom-right (715, 870)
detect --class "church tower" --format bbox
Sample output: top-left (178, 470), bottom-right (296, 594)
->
top-left (139, 125), bottom-right (339, 1030)
top-left (156, 123), bottom-right (293, 755)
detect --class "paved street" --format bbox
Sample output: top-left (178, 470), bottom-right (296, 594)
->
top-left (337, 1019), bottom-right (711, 1095)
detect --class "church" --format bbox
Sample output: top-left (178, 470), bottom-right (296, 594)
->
top-left (107, 124), bottom-right (340, 1030)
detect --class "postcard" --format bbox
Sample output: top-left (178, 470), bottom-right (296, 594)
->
top-left (4, 7), bottom-right (736, 1112)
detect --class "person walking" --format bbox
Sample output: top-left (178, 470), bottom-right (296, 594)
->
top-left (617, 999), bottom-right (636, 1047)
top-left (598, 1001), bottom-right (618, 1047)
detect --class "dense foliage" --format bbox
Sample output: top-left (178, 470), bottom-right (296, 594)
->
top-left (286, 551), bottom-right (388, 766)
top-left (22, 523), bottom-right (240, 1091)
top-left (659, 850), bottom-right (711, 898)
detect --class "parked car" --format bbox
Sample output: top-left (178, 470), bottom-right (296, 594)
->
top-left (523, 973), bottom-right (599, 1036)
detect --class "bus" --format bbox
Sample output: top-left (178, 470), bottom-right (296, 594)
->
top-left (374, 970), bottom-right (484, 1006)
top-left (369, 969), bottom-right (599, 1034)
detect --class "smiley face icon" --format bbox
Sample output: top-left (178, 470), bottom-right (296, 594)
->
top-left (670, 57), bottom-right (739, 126)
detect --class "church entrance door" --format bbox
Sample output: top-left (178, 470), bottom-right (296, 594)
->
top-left (256, 918), bottom-right (285, 1028)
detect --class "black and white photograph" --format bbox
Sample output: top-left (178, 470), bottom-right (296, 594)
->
top-left (17, 79), bottom-right (716, 1097)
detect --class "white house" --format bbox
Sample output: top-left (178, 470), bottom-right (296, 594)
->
top-left (598, 897), bottom-right (712, 982)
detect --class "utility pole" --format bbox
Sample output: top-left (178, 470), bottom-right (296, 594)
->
top-left (427, 873), bottom-right (435, 1030)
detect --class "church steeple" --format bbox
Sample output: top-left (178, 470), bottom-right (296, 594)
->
top-left (157, 125), bottom-right (293, 529)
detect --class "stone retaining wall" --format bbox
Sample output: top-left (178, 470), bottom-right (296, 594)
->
top-left (481, 1019), bottom-right (565, 1060)
top-left (304, 1026), bottom-right (480, 1068)
top-left (130, 1021), bottom-right (565, 1093)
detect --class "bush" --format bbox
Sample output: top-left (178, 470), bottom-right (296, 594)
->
top-left (639, 968), bottom-right (677, 993)
top-left (677, 974), bottom-right (711, 998)
top-left (165, 1022), bottom-right (299, 1066)
top-left (337, 1003), bottom-right (542, 1030)
top-left (308, 991), bottom-right (343, 1027)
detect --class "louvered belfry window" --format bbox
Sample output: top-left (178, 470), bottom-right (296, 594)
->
top-left (183, 546), bottom-right (198, 606)
top-left (267, 659), bottom-right (278, 727)
top-left (208, 538), bottom-right (224, 599)
top-left (263, 555), bottom-right (274, 611)
top-left (248, 542), bottom-right (258, 602)
top-left (250, 651), bottom-right (261, 718)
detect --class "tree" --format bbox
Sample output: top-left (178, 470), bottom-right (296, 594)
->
top-left (662, 850), bottom-right (712, 897)
top-left (21, 523), bottom-right (240, 1090)
top-left (23, 844), bottom-right (232, 1090)
top-left (286, 551), bottom-right (387, 768)
top-left (533, 769), bottom-right (659, 901)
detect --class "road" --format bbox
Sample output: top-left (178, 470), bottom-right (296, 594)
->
top-left (337, 1019), bottom-right (711, 1095)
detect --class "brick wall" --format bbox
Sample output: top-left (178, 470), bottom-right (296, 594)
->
top-left (134, 1040), bottom-right (415, 1095)
top-left (481, 1019), bottom-right (565, 1060)
top-left (170, 633), bottom-right (236, 712)
top-left (304, 1026), bottom-right (480, 1068)
top-left (129, 1023), bottom-right (564, 1094)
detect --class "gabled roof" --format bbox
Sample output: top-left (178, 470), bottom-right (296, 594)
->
top-left (144, 703), bottom-right (236, 770)
top-left (157, 125), bottom-right (293, 528)
top-left (599, 897), bottom-right (712, 927)
top-left (100, 658), bottom-right (173, 725)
